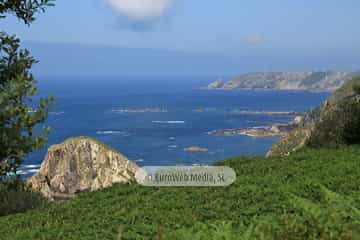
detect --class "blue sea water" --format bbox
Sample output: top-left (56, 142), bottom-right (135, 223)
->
top-left (20, 76), bottom-right (330, 176)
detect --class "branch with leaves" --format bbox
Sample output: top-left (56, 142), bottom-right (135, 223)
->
top-left (0, 0), bottom-right (54, 24)
top-left (0, 0), bottom-right (54, 178)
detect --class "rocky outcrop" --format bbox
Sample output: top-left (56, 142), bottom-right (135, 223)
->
top-left (207, 71), bottom-right (357, 92)
top-left (228, 110), bottom-right (301, 116)
top-left (184, 146), bottom-right (209, 152)
top-left (207, 79), bottom-right (225, 89)
top-left (28, 137), bottom-right (139, 200)
top-left (208, 116), bottom-right (303, 138)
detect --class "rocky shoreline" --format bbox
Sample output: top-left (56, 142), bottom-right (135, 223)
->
top-left (228, 110), bottom-right (302, 115)
top-left (208, 116), bottom-right (303, 138)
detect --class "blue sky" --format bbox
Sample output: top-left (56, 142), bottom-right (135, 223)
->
top-left (2, 0), bottom-right (360, 76)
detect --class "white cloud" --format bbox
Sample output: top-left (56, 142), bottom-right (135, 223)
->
top-left (107, 0), bottom-right (173, 20)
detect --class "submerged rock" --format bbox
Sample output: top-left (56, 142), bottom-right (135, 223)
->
top-left (28, 136), bottom-right (139, 200)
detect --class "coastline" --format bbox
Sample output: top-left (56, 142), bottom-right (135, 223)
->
top-left (201, 87), bottom-right (334, 93)
top-left (208, 116), bottom-right (303, 138)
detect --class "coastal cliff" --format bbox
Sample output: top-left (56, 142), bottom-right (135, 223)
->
top-left (28, 136), bottom-right (139, 200)
top-left (267, 76), bottom-right (360, 157)
top-left (208, 71), bottom-right (357, 91)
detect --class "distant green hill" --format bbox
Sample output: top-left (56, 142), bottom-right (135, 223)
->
top-left (1, 146), bottom-right (360, 239)
top-left (267, 76), bottom-right (360, 157)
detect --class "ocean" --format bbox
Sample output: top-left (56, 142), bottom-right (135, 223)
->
top-left (20, 76), bottom-right (330, 177)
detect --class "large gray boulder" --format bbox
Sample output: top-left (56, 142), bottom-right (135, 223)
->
top-left (28, 137), bottom-right (139, 200)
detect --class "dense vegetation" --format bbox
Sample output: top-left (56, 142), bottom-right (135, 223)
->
top-left (307, 96), bottom-right (360, 147)
top-left (1, 146), bottom-right (360, 239)
top-left (0, 178), bottom-right (47, 216)
top-left (268, 76), bottom-right (360, 157)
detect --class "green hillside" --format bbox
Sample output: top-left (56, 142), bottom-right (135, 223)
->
top-left (267, 76), bottom-right (360, 157)
top-left (1, 146), bottom-right (360, 239)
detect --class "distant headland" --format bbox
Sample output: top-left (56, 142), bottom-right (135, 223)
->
top-left (207, 71), bottom-right (359, 92)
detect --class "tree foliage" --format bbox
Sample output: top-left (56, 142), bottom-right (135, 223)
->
top-left (0, 0), bottom-right (54, 178)
top-left (0, 0), bottom-right (54, 24)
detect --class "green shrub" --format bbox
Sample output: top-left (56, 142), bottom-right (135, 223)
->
top-left (307, 108), bottom-right (345, 147)
top-left (0, 179), bottom-right (47, 216)
top-left (342, 99), bottom-right (360, 145)
top-left (307, 98), bottom-right (360, 147)
top-left (353, 84), bottom-right (360, 95)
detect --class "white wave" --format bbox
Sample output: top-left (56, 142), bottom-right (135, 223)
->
top-left (29, 110), bottom-right (64, 115)
top-left (134, 158), bottom-right (144, 162)
top-left (17, 169), bottom-right (39, 175)
top-left (239, 133), bottom-right (258, 137)
top-left (17, 170), bottom-right (26, 175)
top-left (168, 145), bottom-right (178, 148)
top-left (18, 164), bottom-right (41, 170)
top-left (112, 108), bottom-right (167, 113)
top-left (252, 126), bottom-right (269, 129)
top-left (96, 131), bottom-right (130, 136)
top-left (152, 121), bottom-right (185, 124)
top-left (49, 111), bottom-right (65, 115)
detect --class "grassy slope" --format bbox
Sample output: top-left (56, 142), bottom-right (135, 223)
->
top-left (2, 146), bottom-right (360, 239)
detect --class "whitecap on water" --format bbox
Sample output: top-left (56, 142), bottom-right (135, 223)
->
top-left (168, 145), bottom-right (178, 148)
top-left (49, 111), bottom-right (65, 115)
top-left (152, 121), bottom-right (185, 124)
top-left (18, 164), bottom-right (41, 170)
top-left (96, 131), bottom-right (131, 136)
top-left (17, 168), bottom-right (40, 175)
top-left (17, 164), bottom-right (41, 175)
top-left (252, 126), bottom-right (269, 129)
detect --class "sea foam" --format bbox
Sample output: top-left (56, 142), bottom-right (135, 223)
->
top-left (152, 121), bottom-right (185, 124)
top-left (96, 131), bottom-right (131, 136)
